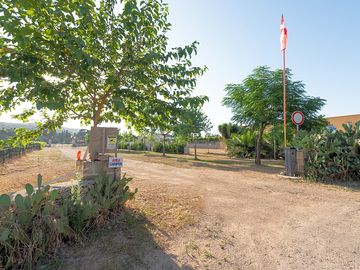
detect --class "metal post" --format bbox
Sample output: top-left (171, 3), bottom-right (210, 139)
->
top-left (283, 49), bottom-right (287, 147)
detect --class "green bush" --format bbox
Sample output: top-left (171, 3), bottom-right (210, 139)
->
top-left (0, 174), bottom-right (136, 268)
top-left (153, 141), bottom-right (185, 154)
top-left (226, 129), bottom-right (274, 159)
top-left (226, 130), bottom-right (256, 158)
top-left (118, 141), bottom-right (129, 149)
top-left (130, 141), bottom-right (147, 151)
top-left (118, 141), bottom-right (147, 151)
top-left (295, 122), bottom-right (360, 181)
top-left (29, 141), bottom-right (46, 149)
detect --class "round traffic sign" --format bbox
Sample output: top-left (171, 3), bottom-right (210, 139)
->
top-left (291, 111), bottom-right (305, 126)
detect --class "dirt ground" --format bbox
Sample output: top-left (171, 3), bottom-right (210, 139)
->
top-left (50, 146), bottom-right (360, 270)
top-left (0, 147), bottom-right (76, 194)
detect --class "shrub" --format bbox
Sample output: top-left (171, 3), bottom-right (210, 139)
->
top-left (153, 141), bottom-right (185, 154)
top-left (295, 122), bottom-right (360, 181)
top-left (0, 174), bottom-right (136, 268)
top-left (226, 129), bottom-right (275, 159)
top-left (118, 141), bottom-right (129, 150)
top-left (29, 141), bottom-right (47, 149)
top-left (130, 141), bottom-right (147, 151)
top-left (226, 130), bottom-right (256, 158)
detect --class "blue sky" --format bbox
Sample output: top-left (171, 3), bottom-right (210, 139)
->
top-left (1, 0), bottom-right (359, 133)
top-left (165, 0), bottom-right (360, 132)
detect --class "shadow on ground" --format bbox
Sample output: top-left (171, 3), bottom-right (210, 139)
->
top-left (119, 150), bottom-right (284, 174)
top-left (42, 208), bottom-right (193, 270)
top-left (191, 160), bottom-right (283, 174)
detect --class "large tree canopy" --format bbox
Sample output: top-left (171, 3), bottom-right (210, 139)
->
top-left (0, 0), bottom-right (206, 133)
top-left (223, 66), bottom-right (326, 165)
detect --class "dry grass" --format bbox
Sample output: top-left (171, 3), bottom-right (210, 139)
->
top-left (126, 181), bottom-right (204, 247)
top-left (55, 181), bottom-right (204, 270)
top-left (0, 147), bottom-right (76, 194)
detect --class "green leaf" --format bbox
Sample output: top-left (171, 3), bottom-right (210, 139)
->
top-left (15, 194), bottom-right (25, 210)
top-left (37, 174), bottom-right (42, 190)
top-left (0, 228), bottom-right (10, 242)
top-left (25, 183), bottom-right (34, 196)
top-left (0, 194), bottom-right (11, 208)
top-left (50, 190), bottom-right (59, 201)
top-left (19, 26), bottom-right (33, 36)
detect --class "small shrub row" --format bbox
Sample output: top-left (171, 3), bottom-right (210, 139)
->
top-left (0, 174), bottom-right (137, 269)
top-left (152, 141), bottom-right (185, 154)
top-left (29, 141), bottom-right (47, 149)
top-left (118, 141), bottom-right (147, 151)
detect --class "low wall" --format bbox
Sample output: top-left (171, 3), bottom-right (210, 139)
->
top-left (186, 141), bottom-right (225, 150)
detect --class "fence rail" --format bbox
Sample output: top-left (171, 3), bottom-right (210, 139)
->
top-left (0, 144), bottom-right (42, 164)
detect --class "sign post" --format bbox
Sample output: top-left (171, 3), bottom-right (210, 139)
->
top-left (291, 111), bottom-right (305, 132)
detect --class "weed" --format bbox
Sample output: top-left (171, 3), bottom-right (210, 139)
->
top-left (203, 249), bottom-right (215, 259)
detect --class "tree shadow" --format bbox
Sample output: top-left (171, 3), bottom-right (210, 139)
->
top-left (192, 158), bottom-right (284, 175)
top-left (118, 150), bottom-right (148, 155)
top-left (48, 207), bottom-right (193, 270)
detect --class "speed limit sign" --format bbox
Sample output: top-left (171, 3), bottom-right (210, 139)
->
top-left (291, 111), bottom-right (305, 126)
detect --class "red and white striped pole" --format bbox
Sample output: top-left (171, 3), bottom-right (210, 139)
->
top-left (280, 15), bottom-right (288, 147)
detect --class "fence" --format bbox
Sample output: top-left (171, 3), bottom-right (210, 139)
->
top-left (0, 144), bottom-right (42, 164)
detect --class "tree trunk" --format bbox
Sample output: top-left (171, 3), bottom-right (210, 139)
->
top-left (162, 134), bottom-right (166, 156)
top-left (255, 124), bottom-right (266, 165)
top-left (89, 109), bottom-right (100, 161)
top-left (273, 137), bottom-right (277, 160)
top-left (194, 139), bottom-right (198, 160)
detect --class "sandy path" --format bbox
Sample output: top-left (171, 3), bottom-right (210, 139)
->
top-left (58, 146), bottom-right (360, 270)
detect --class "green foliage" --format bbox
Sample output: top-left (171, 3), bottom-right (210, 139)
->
top-left (199, 134), bottom-right (222, 143)
top-left (218, 123), bottom-right (241, 139)
top-left (223, 66), bottom-right (326, 164)
top-left (29, 141), bottom-right (46, 149)
top-left (0, 0), bottom-right (206, 136)
top-left (117, 132), bottom-right (146, 150)
top-left (90, 174), bottom-right (137, 211)
top-left (0, 175), bottom-right (69, 269)
top-left (130, 141), bottom-right (147, 151)
top-left (295, 122), bottom-right (360, 181)
top-left (226, 129), bottom-right (257, 158)
top-left (175, 106), bottom-right (212, 159)
top-left (118, 141), bottom-right (130, 150)
top-left (153, 141), bottom-right (185, 154)
top-left (118, 132), bottom-right (137, 143)
top-left (176, 107), bottom-right (213, 140)
top-left (0, 174), bottom-right (136, 268)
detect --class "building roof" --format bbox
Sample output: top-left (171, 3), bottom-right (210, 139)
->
top-left (327, 113), bottom-right (360, 119)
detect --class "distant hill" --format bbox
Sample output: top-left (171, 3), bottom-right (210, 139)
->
top-left (0, 122), bottom-right (81, 133)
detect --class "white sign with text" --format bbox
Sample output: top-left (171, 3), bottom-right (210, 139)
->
top-left (109, 157), bottom-right (123, 168)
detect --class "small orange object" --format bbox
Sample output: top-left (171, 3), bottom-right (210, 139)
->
top-left (76, 150), bottom-right (81, 161)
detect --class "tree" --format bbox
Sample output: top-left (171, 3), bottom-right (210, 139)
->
top-left (223, 66), bottom-right (326, 165)
top-left (218, 123), bottom-right (241, 139)
top-left (0, 0), bottom-right (206, 158)
top-left (176, 107), bottom-right (212, 160)
top-left (149, 95), bottom-right (208, 157)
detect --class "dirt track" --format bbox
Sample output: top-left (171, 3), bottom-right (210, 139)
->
top-left (58, 147), bottom-right (360, 269)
